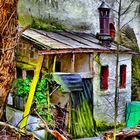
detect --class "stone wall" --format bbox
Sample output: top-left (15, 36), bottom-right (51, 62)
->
top-left (93, 53), bottom-right (132, 123)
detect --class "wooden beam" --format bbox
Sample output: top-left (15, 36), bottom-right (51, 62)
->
top-left (39, 48), bottom-right (135, 55)
top-left (89, 54), bottom-right (93, 74)
top-left (20, 55), bottom-right (44, 130)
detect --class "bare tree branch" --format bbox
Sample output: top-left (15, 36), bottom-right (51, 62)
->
top-left (120, 16), bottom-right (137, 30)
top-left (121, 0), bottom-right (136, 16)
top-left (115, 0), bottom-right (120, 5)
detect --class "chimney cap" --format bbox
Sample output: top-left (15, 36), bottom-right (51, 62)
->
top-left (98, 1), bottom-right (110, 10)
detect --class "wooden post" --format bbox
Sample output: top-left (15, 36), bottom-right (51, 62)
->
top-left (89, 54), bottom-right (93, 74)
top-left (52, 55), bottom-right (57, 73)
top-left (71, 54), bottom-right (75, 72)
top-left (22, 70), bottom-right (26, 79)
top-left (45, 55), bottom-right (49, 72)
top-left (20, 55), bottom-right (44, 130)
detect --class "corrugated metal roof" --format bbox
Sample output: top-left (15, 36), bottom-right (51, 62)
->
top-left (53, 73), bottom-right (83, 92)
top-left (22, 29), bottom-right (71, 49)
top-left (22, 29), bottom-right (132, 53)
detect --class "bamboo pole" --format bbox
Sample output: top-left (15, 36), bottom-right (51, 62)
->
top-left (20, 55), bottom-right (44, 130)
top-left (68, 95), bottom-right (72, 134)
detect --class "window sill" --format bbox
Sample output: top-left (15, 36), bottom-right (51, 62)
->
top-left (119, 88), bottom-right (127, 93)
top-left (100, 88), bottom-right (127, 96)
top-left (100, 89), bottom-right (111, 96)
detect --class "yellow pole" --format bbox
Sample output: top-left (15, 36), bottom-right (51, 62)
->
top-left (52, 55), bottom-right (57, 73)
top-left (20, 55), bottom-right (44, 130)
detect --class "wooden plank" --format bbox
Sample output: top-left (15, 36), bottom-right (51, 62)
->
top-left (20, 55), bottom-right (44, 130)
top-left (89, 54), bottom-right (93, 74)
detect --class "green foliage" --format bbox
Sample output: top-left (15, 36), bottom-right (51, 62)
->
top-left (13, 74), bottom-right (57, 125)
top-left (31, 17), bottom-right (66, 32)
top-left (13, 78), bottom-right (31, 100)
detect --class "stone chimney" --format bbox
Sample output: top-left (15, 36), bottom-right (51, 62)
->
top-left (98, 1), bottom-right (112, 46)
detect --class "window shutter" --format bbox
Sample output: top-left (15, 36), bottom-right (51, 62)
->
top-left (120, 65), bottom-right (126, 88)
top-left (100, 66), bottom-right (109, 90)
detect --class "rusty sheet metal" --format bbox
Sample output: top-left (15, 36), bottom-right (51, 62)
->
top-left (55, 31), bottom-right (105, 49)
top-left (35, 30), bottom-right (92, 49)
top-left (68, 31), bottom-right (99, 44)
top-left (22, 29), bottom-right (133, 54)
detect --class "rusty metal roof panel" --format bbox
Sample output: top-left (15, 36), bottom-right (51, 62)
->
top-left (34, 30), bottom-right (94, 49)
top-left (22, 29), bottom-right (72, 49)
top-left (67, 31), bottom-right (99, 44)
top-left (22, 29), bottom-right (133, 53)
top-left (54, 31), bottom-right (105, 49)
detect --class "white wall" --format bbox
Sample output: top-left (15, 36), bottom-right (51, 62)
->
top-left (93, 53), bottom-right (132, 123)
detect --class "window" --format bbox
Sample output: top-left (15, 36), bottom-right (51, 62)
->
top-left (55, 61), bottom-right (61, 72)
top-left (100, 66), bottom-right (109, 90)
top-left (26, 70), bottom-right (34, 79)
top-left (120, 65), bottom-right (126, 89)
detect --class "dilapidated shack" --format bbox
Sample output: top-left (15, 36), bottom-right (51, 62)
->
top-left (7, 28), bottom-right (134, 138)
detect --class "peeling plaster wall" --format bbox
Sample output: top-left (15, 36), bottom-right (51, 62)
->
top-left (48, 54), bottom-right (90, 73)
top-left (75, 54), bottom-right (90, 72)
top-left (93, 53), bottom-right (132, 123)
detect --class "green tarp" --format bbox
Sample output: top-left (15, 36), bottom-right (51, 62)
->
top-left (126, 101), bottom-right (140, 127)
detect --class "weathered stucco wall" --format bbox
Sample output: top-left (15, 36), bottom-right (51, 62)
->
top-left (93, 53), bottom-right (132, 123)
top-left (48, 54), bottom-right (90, 73)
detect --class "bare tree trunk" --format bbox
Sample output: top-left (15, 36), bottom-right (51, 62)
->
top-left (114, 0), bottom-right (121, 140)
top-left (0, 0), bottom-right (18, 120)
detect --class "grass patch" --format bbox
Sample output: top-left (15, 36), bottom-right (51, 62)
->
top-left (31, 17), bottom-right (67, 32)
top-left (96, 120), bottom-right (125, 133)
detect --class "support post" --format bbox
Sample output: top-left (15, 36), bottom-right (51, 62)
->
top-left (52, 55), bottom-right (57, 73)
top-left (20, 55), bottom-right (44, 130)
top-left (71, 54), bottom-right (75, 72)
top-left (89, 53), bottom-right (93, 74)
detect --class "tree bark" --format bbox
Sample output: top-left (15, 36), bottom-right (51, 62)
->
top-left (0, 0), bottom-right (18, 119)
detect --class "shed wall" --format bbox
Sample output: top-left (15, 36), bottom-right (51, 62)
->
top-left (93, 53), bottom-right (132, 123)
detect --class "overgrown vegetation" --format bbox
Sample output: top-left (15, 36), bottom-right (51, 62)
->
top-left (96, 120), bottom-right (125, 132)
top-left (31, 17), bottom-right (67, 32)
top-left (12, 74), bottom-right (57, 126)
top-left (121, 25), bottom-right (140, 101)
